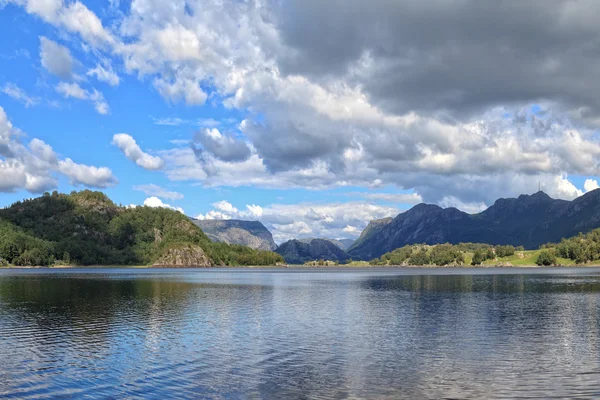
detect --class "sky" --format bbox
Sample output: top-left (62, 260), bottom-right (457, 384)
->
top-left (1, 0), bottom-right (600, 243)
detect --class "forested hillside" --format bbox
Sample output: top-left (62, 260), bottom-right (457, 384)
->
top-left (0, 191), bottom-right (283, 267)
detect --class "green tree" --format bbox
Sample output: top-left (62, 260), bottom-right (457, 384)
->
top-left (536, 250), bottom-right (557, 266)
top-left (471, 250), bottom-right (485, 265)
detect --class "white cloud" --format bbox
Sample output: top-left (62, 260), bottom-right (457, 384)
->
top-left (133, 183), bottom-right (183, 201)
top-left (58, 158), bottom-right (117, 188)
top-left (153, 76), bottom-right (207, 105)
top-left (55, 82), bottom-right (109, 114)
top-left (11, 0), bottom-right (600, 210)
top-left (0, 105), bottom-right (116, 192)
top-left (39, 36), bottom-right (73, 79)
top-left (195, 210), bottom-right (233, 220)
top-left (112, 133), bottom-right (164, 170)
top-left (153, 117), bottom-right (188, 126)
top-left (194, 198), bottom-right (399, 242)
top-left (584, 178), bottom-right (599, 192)
top-left (439, 196), bottom-right (488, 214)
top-left (1, 83), bottom-right (39, 107)
top-left (348, 192), bottom-right (423, 205)
top-left (87, 64), bottom-right (120, 86)
top-left (246, 204), bottom-right (263, 218)
top-left (213, 200), bottom-right (238, 214)
top-left (25, 0), bottom-right (115, 46)
top-left (143, 196), bottom-right (184, 213)
top-left (552, 175), bottom-right (583, 200)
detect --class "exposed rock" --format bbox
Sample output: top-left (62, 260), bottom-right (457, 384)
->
top-left (192, 219), bottom-right (277, 251)
top-left (152, 245), bottom-right (213, 268)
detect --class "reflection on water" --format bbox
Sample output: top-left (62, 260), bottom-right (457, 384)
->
top-left (1, 268), bottom-right (600, 398)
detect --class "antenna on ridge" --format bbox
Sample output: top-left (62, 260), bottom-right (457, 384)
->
top-left (538, 181), bottom-right (541, 192)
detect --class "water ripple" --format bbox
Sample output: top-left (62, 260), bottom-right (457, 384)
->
top-left (1, 268), bottom-right (600, 398)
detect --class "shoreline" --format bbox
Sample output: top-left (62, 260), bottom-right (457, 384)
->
top-left (3, 264), bottom-right (600, 269)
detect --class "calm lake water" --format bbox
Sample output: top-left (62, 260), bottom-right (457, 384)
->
top-left (1, 268), bottom-right (600, 399)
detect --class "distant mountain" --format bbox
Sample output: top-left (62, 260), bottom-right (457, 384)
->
top-left (191, 219), bottom-right (277, 251)
top-left (348, 190), bottom-right (600, 260)
top-left (276, 239), bottom-right (350, 264)
top-left (297, 237), bottom-right (356, 251)
top-left (337, 239), bottom-right (356, 250)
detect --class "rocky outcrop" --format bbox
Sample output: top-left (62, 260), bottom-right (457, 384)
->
top-left (152, 245), bottom-right (213, 268)
top-left (192, 219), bottom-right (277, 251)
top-left (348, 190), bottom-right (600, 260)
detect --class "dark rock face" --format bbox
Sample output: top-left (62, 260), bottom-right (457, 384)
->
top-left (348, 190), bottom-right (600, 260)
top-left (192, 219), bottom-right (277, 251)
top-left (276, 239), bottom-right (350, 264)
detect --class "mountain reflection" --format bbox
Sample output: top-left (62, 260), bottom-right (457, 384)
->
top-left (1, 269), bottom-right (600, 399)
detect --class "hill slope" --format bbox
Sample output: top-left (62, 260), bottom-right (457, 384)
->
top-left (276, 239), bottom-right (350, 264)
top-left (0, 191), bottom-right (283, 267)
top-left (192, 219), bottom-right (277, 251)
top-left (349, 190), bottom-right (600, 260)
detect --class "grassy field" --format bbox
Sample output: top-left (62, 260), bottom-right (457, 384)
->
top-left (480, 250), bottom-right (576, 266)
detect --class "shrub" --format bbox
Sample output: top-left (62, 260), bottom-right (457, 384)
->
top-left (536, 250), bottom-right (557, 266)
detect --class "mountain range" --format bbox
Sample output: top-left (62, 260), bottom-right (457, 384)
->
top-left (194, 190), bottom-right (600, 262)
top-left (347, 190), bottom-right (600, 260)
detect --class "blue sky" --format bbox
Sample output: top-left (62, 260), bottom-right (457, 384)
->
top-left (1, 0), bottom-right (600, 242)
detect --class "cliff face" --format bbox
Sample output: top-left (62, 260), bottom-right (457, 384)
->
top-left (152, 245), bottom-right (212, 267)
top-left (192, 219), bottom-right (277, 251)
top-left (276, 239), bottom-right (350, 264)
top-left (348, 190), bottom-right (600, 260)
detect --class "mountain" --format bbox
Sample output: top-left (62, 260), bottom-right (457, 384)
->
top-left (347, 217), bottom-right (393, 253)
top-left (0, 190), bottom-right (283, 267)
top-left (192, 219), bottom-right (277, 251)
top-left (348, 190), bottom-right (600, 260)
top-left (297, 238), bottom-right (356, 251)
top-left (276, 239), bottom-right (350, 264)
top-left (338, 239), bottom-right (356, 250)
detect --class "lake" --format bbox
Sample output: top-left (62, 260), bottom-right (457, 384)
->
top-left (1, 267), bottom-right (600, 399)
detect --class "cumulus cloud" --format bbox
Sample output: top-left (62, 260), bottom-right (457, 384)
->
top-left (584, 179), bottom-right (599, 193)
top-left (193, 128), bottom-right (251, 163)
top-left (112, 133), bottom-right (164, 170)
top-left (1, 83), bottom-right (39, 107)
top-left (58, 158), bottom-right (117, 188)
top-left (11, 0), bottom-right (600, 209)
top-left (55, 82), bottom-right (109, 114)
top-left (24, 0), bottom-right (115, 46)
top-left (0, 106), bottom-right (116, 192)
top-left (153, 76), bottom-right (207, 105)
top-left (39, 36), bottom-right (73, 79)
top-left (143, 196), bottom-right (184, 213)
top-left (133, 183), bottom-right (183, 201)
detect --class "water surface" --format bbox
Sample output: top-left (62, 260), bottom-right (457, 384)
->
top-left (1, 267), bottom-right (600, 399)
